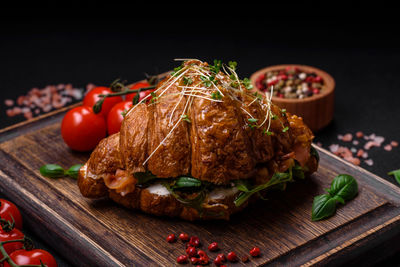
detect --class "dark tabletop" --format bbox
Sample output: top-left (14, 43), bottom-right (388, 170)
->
top-left (1, 2), bottom-right (400, 266)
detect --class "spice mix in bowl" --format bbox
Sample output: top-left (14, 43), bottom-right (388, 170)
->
top-left (250, 64), bottom-right (335, 131)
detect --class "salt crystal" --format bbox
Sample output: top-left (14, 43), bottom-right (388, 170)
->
top-left (364, 141), bottom-right (379, 150)
top-left (329, 144), bottom-right (339, 153)
top-left (351, 147), bottom-right (357, 153)
top-left (352, 140), bottom-right (359, 145)
top-left (357, 149), bottom-right (364, 157)
top-left (337, 134), bottom-right (344, 140)
top-left (362, 151), bottom-right (368, 159)
top-left (344, 156), bottom-right (360, 166)
top-left (384, 144), bottom-right (392, 151)
top-left (42, 104), bottom-right (52, 112)
top-left (373, 136), bottom-right (385, 146)
top-left (23, 111), bottom-right (33, 120)
top-left (342, 133), bottom-right (353, 142)
top-left (356, 131), bottom-right (364, 138)
top-left (4, 99), bottom-right (14, 106)
top-left (364, 159), bottom-right (374, 166)
top-left (391, 141), bottom-right (398, 147)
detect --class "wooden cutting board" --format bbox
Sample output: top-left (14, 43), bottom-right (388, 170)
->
top-left (1, 105), bottom-right (400, 267)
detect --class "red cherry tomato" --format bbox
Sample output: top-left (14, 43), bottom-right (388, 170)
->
top-left (61, 106), bottom-right (107, 152)
top-left (4, 249), bottom-right (57, 267)
top-left (125, 82), bottom-right (154, 103)
top-left (83, 86), bottom-right (123, 118)
top-left (0, 199), bottom-right (22, 230)
top-left (0, 227), bottom-right (24, 255)
top-left (107, 101), bottom-right (133, 135)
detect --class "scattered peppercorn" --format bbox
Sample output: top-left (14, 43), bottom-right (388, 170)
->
top-left (250, 247), bottom-right (261, 257)
top-left (186, 246), bottom-right (197, 257)
top-left (189, 236), bottom-right (201, 247)
top-left (208, 242), bottom-right (219, 252)
top-left (255, 67), bottom-right (325, 99)
top-left (177, 255), bottom-right (188, 264)
top-left (227, 251), bottom-right (238, 262)
top-left (190, 257), bottom-right (200, 265)
top-left (166, 234), bottom-right (176, 243)
top-left (179, 232), bottom-right (189, 242)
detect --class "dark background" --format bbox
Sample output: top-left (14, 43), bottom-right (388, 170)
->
top-left (1, 1), bottom-right (400, 266)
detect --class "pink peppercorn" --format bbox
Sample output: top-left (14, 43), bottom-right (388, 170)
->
top-left (177, 255), bottom-right (188, 264)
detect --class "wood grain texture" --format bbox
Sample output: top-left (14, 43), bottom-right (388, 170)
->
top-left (1, 109), bottom-right (400, 266)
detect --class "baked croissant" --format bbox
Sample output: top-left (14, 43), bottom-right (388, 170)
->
top-left (78, 60), bottom-right (318, 220)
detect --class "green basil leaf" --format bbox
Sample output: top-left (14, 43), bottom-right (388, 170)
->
top-left (311, 194), bottom-right (337, 221)
top-left (328, 174), bottom-right (358, 201)
top-left (175, 177), bottom-right (202, 188)
top-left (39, 164), bottom-right (65, 178)
top-left (388, 169), bottom-right (400, 185)
top-left (64, 164), bottom-right (83, 179)
top-left (134, 172), bottom-right (158, 185)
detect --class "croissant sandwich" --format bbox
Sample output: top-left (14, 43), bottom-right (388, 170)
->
top-left (78, 59), bottom-right (319, 220)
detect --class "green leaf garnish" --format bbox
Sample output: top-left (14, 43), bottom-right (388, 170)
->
top-left (64, 164), bottom-right (83, 179)
top-left (388, 169), bottom-right (400, 185)
top-left (211, 91), bottom-right (222, 100)
top-left (234, 170), bottom-right (294, 207)
top-left (242, 78), bottom-right (253, 90)
top-left (174, 177), bottom-right (202, 189)
top-left (132, 89), bottom-right (141, 105)
top-left (282, 126), bottom-right (289, 133)
top-left (311, 194), bottom-right (337, 221)
top-left (39, 164), bottom-right (65, 178)
top-left (40, 164), bottom-right (83, 179)
top-left (183, 76), bottom-right (193, 85)
top-left (181, 114), bottom-right (191, 123)
top-left (311, 174), bottom-right (358, 221)
top-left (228, 61), bottom-right (237, 71)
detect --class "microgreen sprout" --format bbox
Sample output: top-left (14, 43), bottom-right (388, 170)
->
top-left (248, 118), bottom-right (258, 129)
top-left (228, 61), bottom-right (237, 71)
top-left (181, 114), bottom-right (191, 123)
top-left (282, 126), bottom-right (289, 133)
top-left (183, 76), bottom-right (193, 85)
top-left (211, 91), bottom-right (222, 100)
top-left (242, 78), bottom-right (253, 90)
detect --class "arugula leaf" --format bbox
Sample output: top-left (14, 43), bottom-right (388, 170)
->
top-left (234, 171), bottom-right (292, 207)
top-left (311, 194), bottom-right (337, 221)
top-left (388, 169), bottom-right (400, 185)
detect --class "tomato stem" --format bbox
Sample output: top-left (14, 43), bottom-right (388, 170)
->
top-left (93, 85), bottom-right (156, 114)
top-left (98, 85), bottom-right (156, 97)
top-left (0, 238), bottom-right (44, 267)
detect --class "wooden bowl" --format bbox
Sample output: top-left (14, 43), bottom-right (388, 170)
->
top-left (250, 64), bottom-right (335, 132)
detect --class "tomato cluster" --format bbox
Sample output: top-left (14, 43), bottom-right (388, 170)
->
top-left (0, 199), bottom-right (57, 267)
top-left (61, 82), bottom-right (154, 152)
